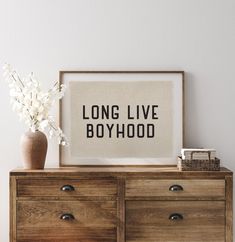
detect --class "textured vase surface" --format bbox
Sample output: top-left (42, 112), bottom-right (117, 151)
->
top-left (21, 130), bottom-right (48, 169)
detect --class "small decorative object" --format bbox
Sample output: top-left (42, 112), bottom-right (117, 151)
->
top-left (178, 149), bottom-right (220, 171)
top-left (3, 64), bottom-right (68, 169)
top-left (181, 148), bottom-right (216, 160)
top-left (21, 130), bottom-right (48, 169)
top-left (59, 71), bottom-right (184, 166)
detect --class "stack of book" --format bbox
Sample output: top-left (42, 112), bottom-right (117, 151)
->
top-left (178, 148), bottom-right (220, 171)
top-left (181, 148), bottom-right (216, 160)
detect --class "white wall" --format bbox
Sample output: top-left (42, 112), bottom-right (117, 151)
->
top-left (0, 0), bottom-right (235, 241)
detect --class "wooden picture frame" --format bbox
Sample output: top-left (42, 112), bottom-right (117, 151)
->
top-left (59, 71), bottom-right (184, 167)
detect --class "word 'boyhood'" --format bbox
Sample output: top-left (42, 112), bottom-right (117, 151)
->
top-left (87, 123), bottom-right (155, 138)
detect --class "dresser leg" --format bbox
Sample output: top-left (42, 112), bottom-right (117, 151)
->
top-left (10, 177), bottom-right (17, 242)
top-left (225, 175), bottom-right (233, 242)
top-left (117, 178), bottom-right (125, 242)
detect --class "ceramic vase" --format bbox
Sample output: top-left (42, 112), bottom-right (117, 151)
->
top-left (20, 130), bottom-right (48, 169)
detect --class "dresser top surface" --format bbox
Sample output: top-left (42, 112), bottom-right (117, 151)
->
top-left (10, 165), bottom-right (232, 178)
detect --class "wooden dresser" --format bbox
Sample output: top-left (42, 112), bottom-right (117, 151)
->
top-left (10, 166), bottom-right (233, 242)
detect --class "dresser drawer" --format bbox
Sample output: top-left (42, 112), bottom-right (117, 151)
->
top-left (126, 201), bottom-right (225, 242)
top-left (17, 200), bottom-right (117, 241)
top-left (17, 179), bottom-right (117, 197)
top-left (126, 179), bottom-right (225, 198)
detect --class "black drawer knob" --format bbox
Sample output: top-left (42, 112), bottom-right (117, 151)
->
top-left (169, 184), bottom-right (183, 192)
top-left (169, 213), bottom-right (183, 221)
top-left (60, 185), bottom-right (75, 192)
top-left (60, 213), bottom-right (75, 220)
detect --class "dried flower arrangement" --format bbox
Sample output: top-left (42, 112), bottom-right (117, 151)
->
top-left (3, 64), bottom-right (68, 146)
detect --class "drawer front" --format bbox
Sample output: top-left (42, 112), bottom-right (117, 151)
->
top-left (17, 200), bottom-right (117, 241)
top-left (126, 201), bottom-right (225, 242)
top-left (17, 179), bottom-right (117, 197)
top-left (126, 179), bottom-right (225, 198)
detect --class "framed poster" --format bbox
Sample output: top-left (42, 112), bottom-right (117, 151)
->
top-left (59, 71), bottom-right (184, 166)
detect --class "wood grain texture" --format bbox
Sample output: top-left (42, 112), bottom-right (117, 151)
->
top-left (10, 166), bottom-right (232, 179)
top-left (17, 200), bottom-right (117, 227)
top-left (126, 201), bottom-right (225, 242)
top-left (126, 179), bottom-right (225, 198)
top-left (117, 178), bottom-right (125, 242)
top-left (17, 227), bottom-right (116, 242)
top-left (17, 200), bottom-right (117, 241)
top-left (10, 166), bottom-right (233, 242)
top-left (17, 179), bottom-right (117, 197)
top-left (225, 175), bottom-right (233, 242)
top-left (10, 176), bottom-right (17, 242)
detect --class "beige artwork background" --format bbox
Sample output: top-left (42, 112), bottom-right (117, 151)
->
top-left (70, 81), bottom-right (173, 158)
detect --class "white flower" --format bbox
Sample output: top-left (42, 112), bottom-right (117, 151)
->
top-left (3, 64), bottom-right (68, 146)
